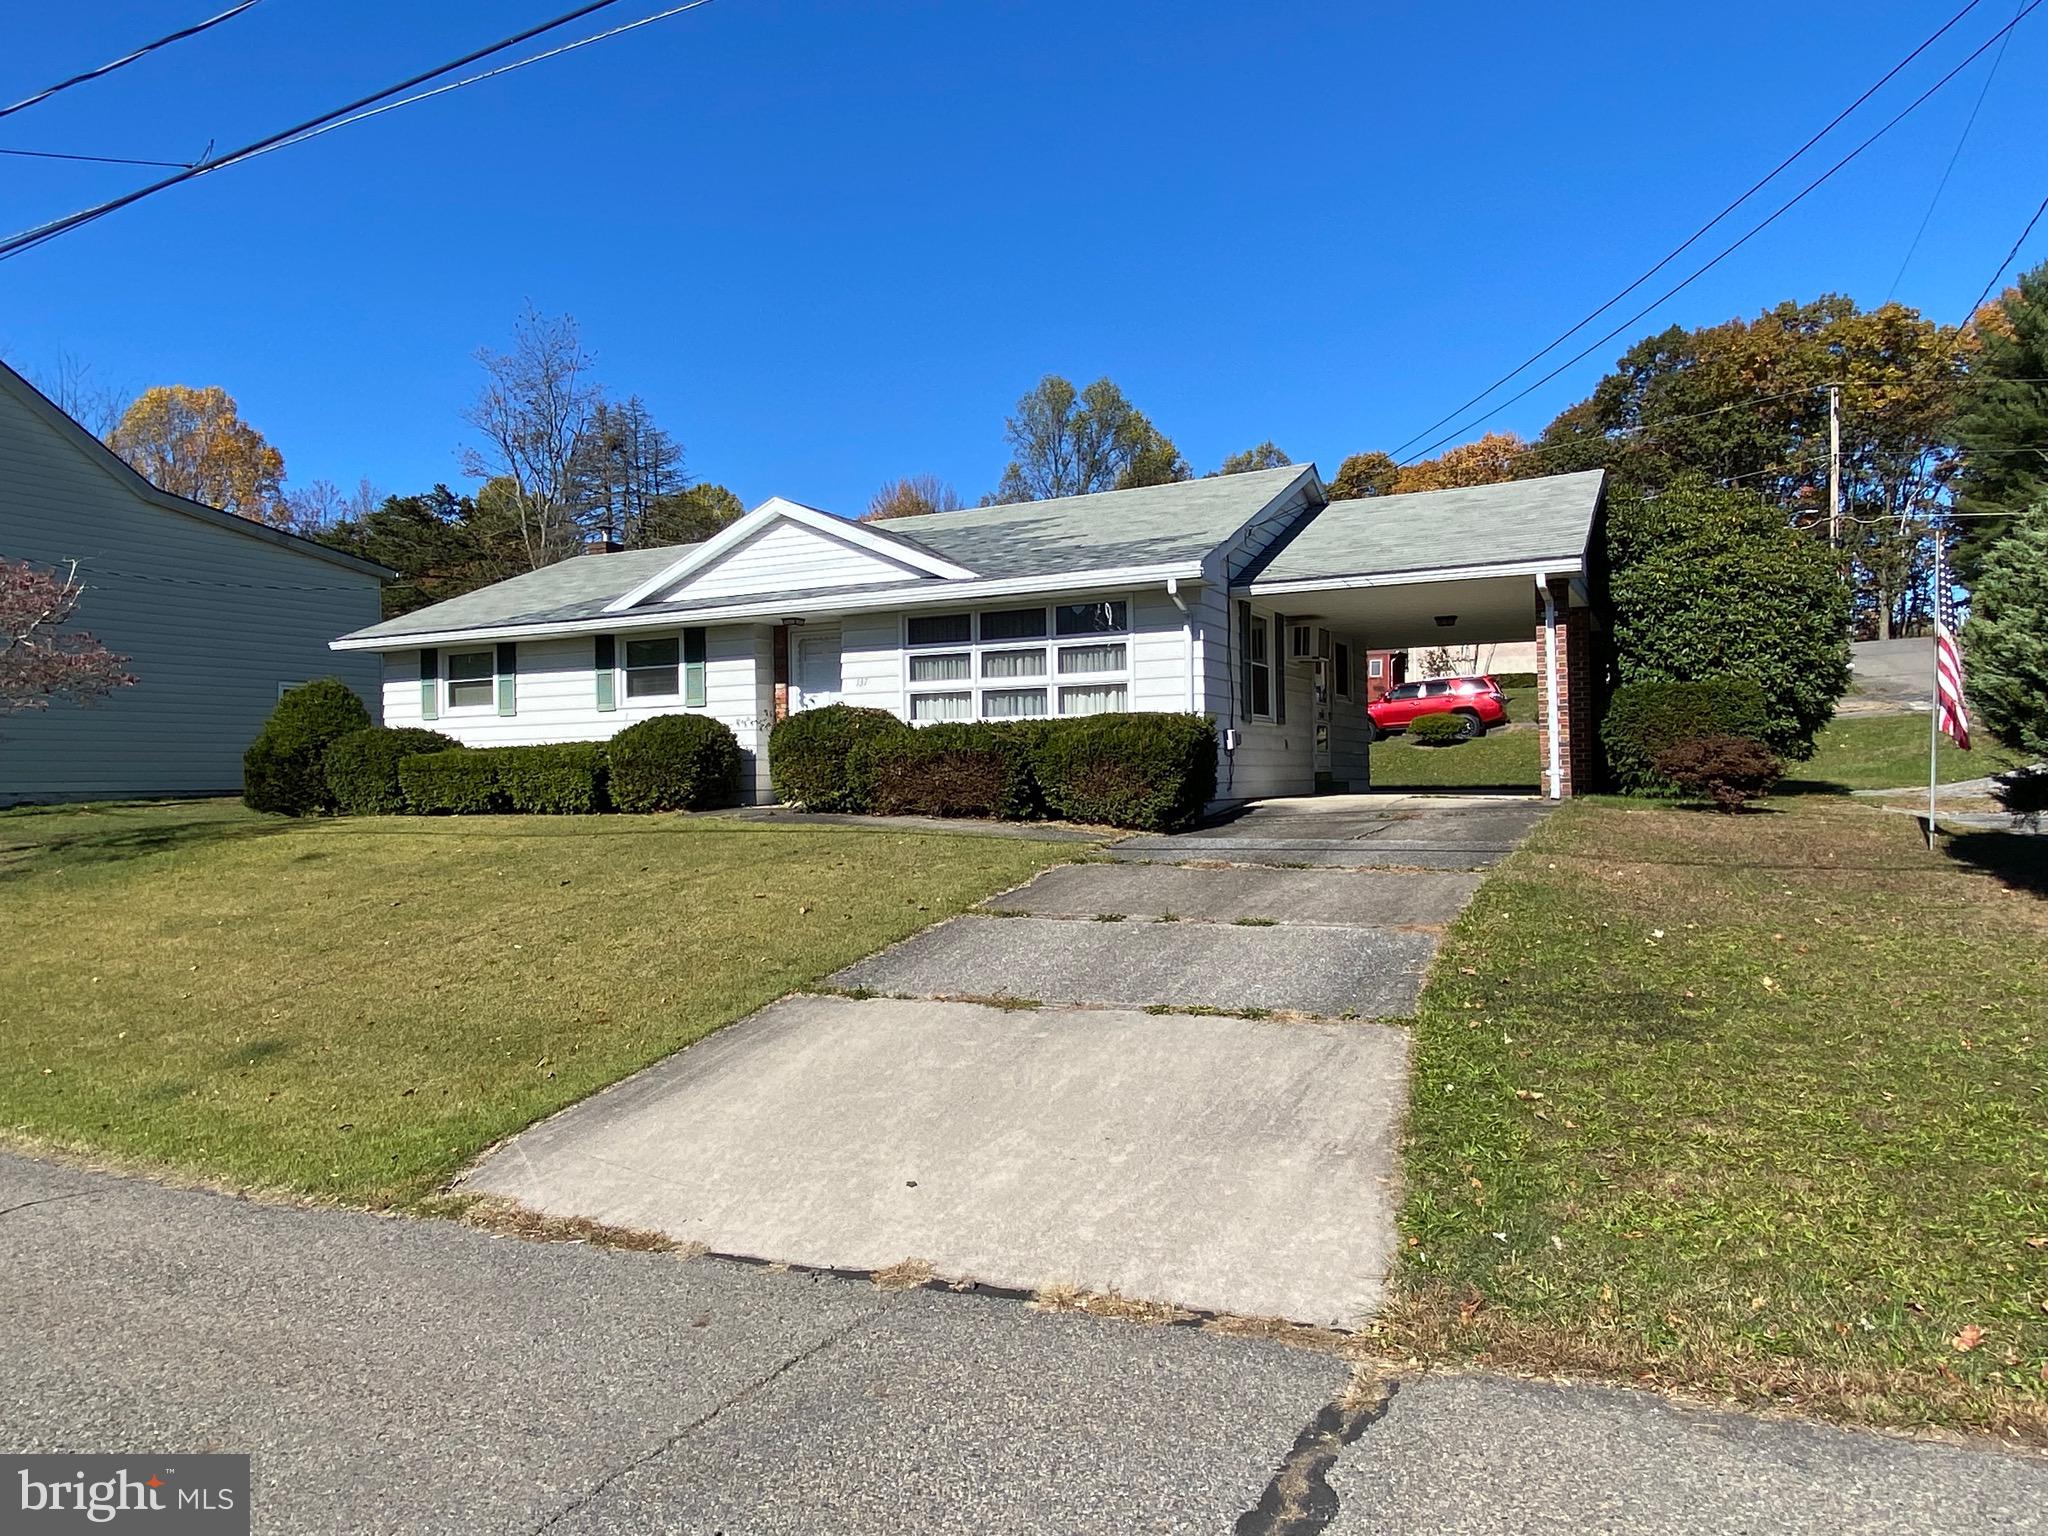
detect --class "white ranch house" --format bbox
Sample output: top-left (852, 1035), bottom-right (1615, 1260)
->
top-left (332, 465), bottom-right (1605, 805)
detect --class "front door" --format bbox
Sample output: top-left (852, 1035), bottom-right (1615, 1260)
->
top-left (795, 633), bottom-right (842, 711)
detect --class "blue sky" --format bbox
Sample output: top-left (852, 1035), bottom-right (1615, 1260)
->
top-left (2, 0), bottom-right (2042, 515)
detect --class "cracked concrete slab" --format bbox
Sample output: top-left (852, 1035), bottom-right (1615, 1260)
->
top-left (985, 862), bottom-right (1482, 926)
top-left (463, 994), bottom-right (1410, 1326)
top-left (831, 913), bottom-right (1441, 1015)
top-left (0, 1152), bottom-right (1348, 1535)
top-left (1321, 1373), bottom-right (2046, 1535)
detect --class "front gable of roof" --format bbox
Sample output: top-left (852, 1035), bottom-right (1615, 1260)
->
top-left (604, 497), bottom-right (976, 613)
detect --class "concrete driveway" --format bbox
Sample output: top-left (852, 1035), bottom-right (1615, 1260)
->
top-left (466, 795), bottom-right (1551, 1327)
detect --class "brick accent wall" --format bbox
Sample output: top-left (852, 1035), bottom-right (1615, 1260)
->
top-left (1535, 578), bottom-right (1596, 798)
top-left (772, 623), bottom-right (791, 723)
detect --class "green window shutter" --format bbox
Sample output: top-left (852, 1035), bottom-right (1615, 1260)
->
top-left (1274, 612), bottom-right (1287, 724)
top-left (419, 648), bottom-right (439, 721)
top-left (594, 635), bottom-right (616, 712)
top-left (496, 642), bottom-right (518, 716)
top-left (683, 628), bottom-right (707, 709)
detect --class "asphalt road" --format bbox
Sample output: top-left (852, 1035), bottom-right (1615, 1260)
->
top-left (3, 1154), bottom-right (2042, 1535)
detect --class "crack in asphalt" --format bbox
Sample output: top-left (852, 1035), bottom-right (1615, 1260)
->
top-left (524, 1293), bottom-right (908, 1534)
top-left (1232, 1379), bottom-right (1403, 1536)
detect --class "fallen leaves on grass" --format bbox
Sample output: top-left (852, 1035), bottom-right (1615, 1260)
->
top-left (1951, 1324), bottom-right (1985, 1353)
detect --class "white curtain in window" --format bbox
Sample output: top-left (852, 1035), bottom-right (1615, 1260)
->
top-left (1057, 643), bottom-right (1125, 675)
top-left (981, 688), bottom-right (1048, 718)
top-left (1059, 684), bottom-right (1127, 716)
top-left (981, 648), bottom-right (1047, 679)
top-left (909, 653), bottom-right (970, 683)
top-left (910, 692), bottom-right (972, 722)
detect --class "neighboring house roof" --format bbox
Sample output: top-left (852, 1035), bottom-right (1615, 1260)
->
top-left (0, 360), bottom-right (393, 582)
top-left (1239, 470), bottom-right (1605, 590)
top-left (336, 464), bottom-right (1319, 648)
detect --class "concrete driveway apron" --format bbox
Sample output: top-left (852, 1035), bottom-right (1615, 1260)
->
top-left (465, 795), bottom-right (1550, 1327)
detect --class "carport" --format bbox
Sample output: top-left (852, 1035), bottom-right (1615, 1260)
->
top-left (1235, 470), bottom-right (1607, 798)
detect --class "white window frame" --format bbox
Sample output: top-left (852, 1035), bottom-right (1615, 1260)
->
top-left (622, 633), bottom-right (682, 702)
top-left (276, 681), bottom-right (309, 699)
top-left (1289, 623), bottom-right (1314, 660)
top-left (902, 601), bottom-right (1131, 723)
top-left (1242, 611), bottom-right (1273, 722)
top-left (1367, 656), bottom-right (1384, 679)
top-left (444, 648), bottom-right (497, 713)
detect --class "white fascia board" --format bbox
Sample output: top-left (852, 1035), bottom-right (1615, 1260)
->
top-left (1236, 555), bottom-right (1582, 598)
top-left (600, 496), bottom-right (976, 614)
top-left (331, 562), bottom-right (1207, 651)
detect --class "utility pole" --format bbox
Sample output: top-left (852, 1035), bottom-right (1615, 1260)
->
top-left (1826, 383), bottom-right (1842, 550)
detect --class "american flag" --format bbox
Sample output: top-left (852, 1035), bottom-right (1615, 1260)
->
top-left (1933, 536), bottom-right (1970, 750)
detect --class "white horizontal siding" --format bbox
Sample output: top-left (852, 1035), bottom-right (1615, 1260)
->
top-left (0, 383), bottom-right (383, 802)
top-left (377, 623), bottom-right (776, 804)
top-left (671, 520), bottom-right (932, 601)
top-left (839, 612), bottom-right (902, 711)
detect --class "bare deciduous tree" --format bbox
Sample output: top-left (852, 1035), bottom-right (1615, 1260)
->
top-left (35, 351), bottom-right (131, 440)
top-left (862, 474), bottom-right (963, 522)
top-left (461, 307), bottom-right (602, 569)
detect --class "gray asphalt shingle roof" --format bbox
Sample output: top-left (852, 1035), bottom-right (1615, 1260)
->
top-left (338, 465), bottom-right (1311, 643)
top-left (1241, 470), bottom-right (1604, 585)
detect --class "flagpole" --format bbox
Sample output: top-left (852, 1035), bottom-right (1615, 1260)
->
top-left (1927, 532), bottom-right (1942, 851)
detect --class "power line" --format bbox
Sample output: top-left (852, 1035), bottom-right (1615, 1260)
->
top-left (0, 145), bottom-right (195, 170)
top-left (1385, 0), bottom-right (1990, 462)
top-left (0, 0), bottom-right (714, 264)
top-left (1960, 190), bottom-right (2048, 322)
top-left (1887, 0), bottom-right (2020, 300)
top-left (1394, 0), bottom-right (2042, 468)
top-left (0, 0), bottom-right (266, 123)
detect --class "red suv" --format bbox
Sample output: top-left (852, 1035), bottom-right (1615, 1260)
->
top-left (1367, 675), bottom-right (1509, 738)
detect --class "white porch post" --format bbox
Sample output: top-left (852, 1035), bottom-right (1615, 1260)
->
top-left (1540, 573), bottom-right (1562, 801)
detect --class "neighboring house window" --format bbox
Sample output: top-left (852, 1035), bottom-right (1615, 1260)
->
top-left (445, 649), bottom-right (495, 711)
top-left (1239, 607), bottom-right (1272, 721)
top-left (906, 602), bottom-right (1131, 722)
top-left (624, 636), bottom-right (682, 699)
top-left (1333, 643), bottom-right (1353, 700)
top-left (276, 681), bottom-right (309, 698)
top-left (1368, 656), bottom-right (1384, 679)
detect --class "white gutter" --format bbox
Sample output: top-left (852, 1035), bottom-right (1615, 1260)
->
top-left (331, 561), bottom-right (1208, 651)
top-left (1237, 555), bottom-right (1581, 599)
top-left (1540, 572), bottom-right (1562, 800)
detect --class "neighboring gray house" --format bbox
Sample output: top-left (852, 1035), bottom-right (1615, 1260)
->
top-left (334, 465), bottom-right (1606, 804)
top-left (0, 362), bottom-right (387, 804)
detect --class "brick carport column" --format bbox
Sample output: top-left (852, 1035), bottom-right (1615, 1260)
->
top-left (1534, 575), bottom-right (1592, 799)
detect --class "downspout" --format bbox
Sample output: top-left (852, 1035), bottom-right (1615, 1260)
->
top-left (1539, 573), bottom-right (1562, 800)
top-left (1166, 578), bottom-right (1193, 713)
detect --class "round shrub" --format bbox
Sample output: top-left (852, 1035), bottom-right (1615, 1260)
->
top-left (243, 679), bottom-right (372, 815)
top-left (1408, 712), bottom-right (1469, 747)
top-left (1030, 712), bottom-right (1217, 832)
top-left (769, 704), bottom-right (910, 811)
top-left (608, 714), bottom-right (741, 812)
top-left (324, 726), bottom-right (462, 815)
top-left (1601, 677), bottom-right (1772, 794)
top-left (1652, 733), bottom-right (1782, 813)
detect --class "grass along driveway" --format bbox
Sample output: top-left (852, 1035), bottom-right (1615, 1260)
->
top-left (0, 800), bottom-right (1070, 1207)
top-left (1383, 795), bottom-right (2048, 1438)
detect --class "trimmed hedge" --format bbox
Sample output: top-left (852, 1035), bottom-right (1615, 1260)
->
top-left (494, 743), bottom-right (610, 814)
top-left (324, 726), bottom-right (462, 815)
top-left (1030, 712), bottom-right (1217, 832)
top-left (769, 704), bottom-right (911, 811)
top-left (608, 714), bottom-right (741, 812)
top-left (1492, 671), bottom-right (1538, 691)
top-left (847, 722), bottom-right (1037, 820)
top-left (1602, 677), bottom-right (1773, 794)
top-left (399, 749), bottom-right (505, 814)
top-left (1409, 712), bottom-right (1468, 746)
top-left (243, 679), bottom-right (373, 815)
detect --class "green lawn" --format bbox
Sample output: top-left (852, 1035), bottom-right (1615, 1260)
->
top-left (1367, 687), bottom-right (1540, 791)
top-left (1786, 711), bottom-right (2024, 793)
top-left (1385, 796), bottom-right (2048, 1438)
top-left (0, 799), bottom-right (1069, 1206)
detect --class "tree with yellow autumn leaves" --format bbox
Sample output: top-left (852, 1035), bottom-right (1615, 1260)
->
top-left (106, 384), bottom-right (289, 526)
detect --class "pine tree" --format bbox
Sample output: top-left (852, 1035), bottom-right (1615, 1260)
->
top-left (1953, 261), bottom-right (2048, 579)
top-left (1960, 501), bottom-right (2048, 760)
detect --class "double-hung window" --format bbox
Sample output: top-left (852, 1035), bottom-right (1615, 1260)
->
top-left (624, 636), bottom-right (680, 700)
top-left (1238, 604), bottom-right (1271, 720)
top-left (904, 601), bottom-right (1131, 722)
top-left (446, 649), bottom-right (496, 711)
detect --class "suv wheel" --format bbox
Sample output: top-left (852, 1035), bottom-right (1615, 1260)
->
top-left (1455, 709), bottom-right (1484, 739)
